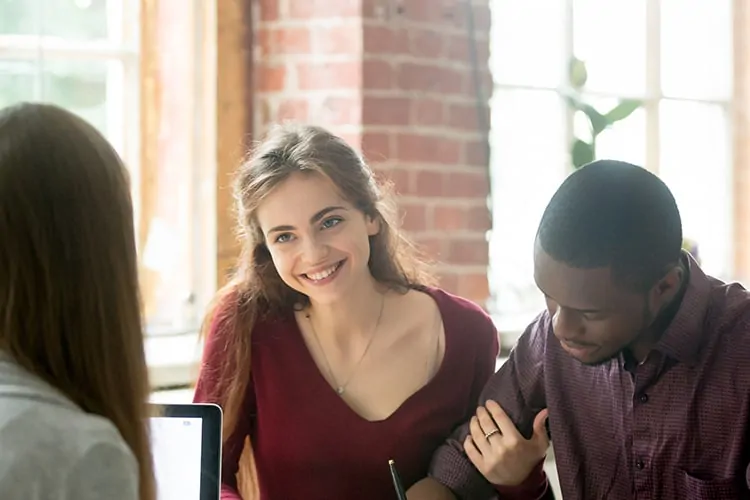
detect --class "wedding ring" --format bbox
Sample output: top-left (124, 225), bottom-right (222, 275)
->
top-left (484, 428), bottom-right (500, 440)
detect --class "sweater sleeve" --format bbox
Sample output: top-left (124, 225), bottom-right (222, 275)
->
top-left (193, 309), bottom-right (256, 500)
top-left (469, 310), bottom-right (500, 411)
top-left (64, 441), bottom-right (139, 500)
top-left (428, 313), bottom-right (550, 499)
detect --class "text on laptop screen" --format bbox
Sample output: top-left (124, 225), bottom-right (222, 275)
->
top-left (150, 417), bottom-right (203, 500)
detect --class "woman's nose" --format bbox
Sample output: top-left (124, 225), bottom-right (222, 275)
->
top-left (302, 235), bottom-right (330, 263)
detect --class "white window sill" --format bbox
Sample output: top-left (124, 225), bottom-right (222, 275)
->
top-left (146, 332), bottom-right (202, 390)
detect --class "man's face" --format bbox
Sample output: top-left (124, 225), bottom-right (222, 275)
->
top-left (533, 242), bottom-right (670, 365)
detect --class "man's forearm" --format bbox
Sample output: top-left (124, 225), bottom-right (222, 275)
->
top-left (407, 478), bottom-right (458, 500)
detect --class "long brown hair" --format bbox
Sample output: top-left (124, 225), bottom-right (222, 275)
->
top-left (0, 103), bottom-right (156, 500)
top-left (203, 123), bottom-right (435, 442)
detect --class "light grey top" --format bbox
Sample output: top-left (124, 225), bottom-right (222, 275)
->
top-left (0, 351), bottom-right (139, 500)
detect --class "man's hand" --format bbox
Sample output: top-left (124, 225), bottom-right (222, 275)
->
top-left (464, 400), bottom-right (550, 486)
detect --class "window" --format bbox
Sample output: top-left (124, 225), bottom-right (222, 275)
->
top-left (488, 0), bottom-right (734, 344)
top-left (2, 0), bottom-right (218, 385)
top-left (0, 0), bottom-right (139, 163)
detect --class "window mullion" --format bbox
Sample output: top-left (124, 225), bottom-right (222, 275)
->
top-left (563, 0), bottom-right (574, 173)
top-left (645, 0), bottom-right (661, 174)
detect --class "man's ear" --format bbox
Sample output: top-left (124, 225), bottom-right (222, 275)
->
top-left (650, 265), bottom-right (683, 308)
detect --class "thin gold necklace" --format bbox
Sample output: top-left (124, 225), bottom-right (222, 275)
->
top-left (306, 293), bottom-right (385, 396)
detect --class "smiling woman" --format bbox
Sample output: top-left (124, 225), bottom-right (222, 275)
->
top-left (192, 123), bottom-right (500, 500)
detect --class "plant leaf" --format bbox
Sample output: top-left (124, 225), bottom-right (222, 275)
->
top-left (568, 57), bottom-right (588, 89)
top-left (579, 105), bottom-right (608, 136)
top-left (571, 139), bottom-right (595, 169)
top-left (605, 99), bottom-right (642, 123)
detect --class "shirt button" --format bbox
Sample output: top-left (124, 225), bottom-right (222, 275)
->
top-left (635, 459), bottom-right (645, 470)
top-left (639, 394), bottom-right (649, 403)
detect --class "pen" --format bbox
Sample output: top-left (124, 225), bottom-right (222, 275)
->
top-left (388, 459), bottom-right (407, 500)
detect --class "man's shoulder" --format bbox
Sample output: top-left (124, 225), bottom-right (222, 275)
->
top-left (708, 280), bottom-right (750, 343)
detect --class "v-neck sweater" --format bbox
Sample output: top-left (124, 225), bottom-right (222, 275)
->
top-left (193, 287), bottom-right (499, 500)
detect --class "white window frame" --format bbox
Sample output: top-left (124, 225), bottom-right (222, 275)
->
top-left (0, 1), bottom-right (218, 389)
top-left (145, 0), bottom-right (218, 389)
top-left (489, 0), bottom-right (734, 348)
top-left (0, 1), bottom-right (141, 219)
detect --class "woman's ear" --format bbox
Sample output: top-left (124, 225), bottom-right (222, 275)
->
top-left (365, 212), bottom-right (381, 236)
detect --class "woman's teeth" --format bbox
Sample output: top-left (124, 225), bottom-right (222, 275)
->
top-left (306, 262), bottom-right (340, 281)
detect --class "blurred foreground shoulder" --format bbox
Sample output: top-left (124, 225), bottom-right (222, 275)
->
top-left (0, 406), bottom-right (138, 500)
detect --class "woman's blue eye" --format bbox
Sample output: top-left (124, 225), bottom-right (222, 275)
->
top-left (275, 233), bottom-right (293, 243)
top-left (321, 217), bottom-right (342, 229)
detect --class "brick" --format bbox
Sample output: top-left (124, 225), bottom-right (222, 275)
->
top-left (415, 236), bottom-right (445, 260)
top-left (413, 169), bottom-right (444, 197)
top-left (362, 131), bottom-right (393, 162)
top-left (361, 131), bottom-right (392, 161)
top-left (400, 0), bottom-right (449, 25)
top-left (449, 102), bottom-right (482, 130)
top-left (464, 138), bottom-right (490, 167)
top-left (410, 29), bottom-right (444, 59)
top-left (397, 62), bottom-right (464, 94)
top-left (432, 205), bottom-right (465, 231)
top-left (258, 99), bottom-right (271, 124)
top-left (447, 238), bottom-right (489, 265)
top-left (412, 98), bottom-right (445, 126)
top-left (261, 27), bottom-right (311, 55)
top-left (381, 167), bottom-right (412, 194)
top-left (313, 24), bottom-right (362, 54)
top-left (396, 133), bottom-right (462, 165)
top-left (362, 96), bottom-right (411, 126)
top-left (363, 25), bottom-right (409, 54)
top-left (318, 95), bottom-right (361, 125)
top-left (400, 203), bottom-right (428, 231)
top-left (297, 61), bottom-right (361, 90)
top-left (471, 4), bottom-right (492, 33)
top-left (336, 131), bottom-right (361, 150)
top-left (465, 204), bottom-right (492, 231)
top-left (288, 0), bottom-right (360, 19)
top-left (257, 64), bottom-right (287, 92)
top-left (258, 0), bottom-right (279, 21)
top-left (457, 272), bottom-right (490, 306)
top-left (447, 34), bottom-right (470, 61)
top-left (446, 171), bottom-right (489, 198)
top-left (438, 271), bottom-right (459, 293)
top-left (363, 59), bottom-right (395, 89)
top-left (277, 98), bottom-right (309, 121)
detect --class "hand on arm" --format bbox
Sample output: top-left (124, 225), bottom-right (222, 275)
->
top-left (464, 400), bottom-right (549, 487)
top-left (427, 313), bottom-right (551, 499)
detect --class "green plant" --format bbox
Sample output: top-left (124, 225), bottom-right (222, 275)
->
top-left (565, 57), bottom-right (642, 169)
top-left (564, 58), bottom-right (700, 263)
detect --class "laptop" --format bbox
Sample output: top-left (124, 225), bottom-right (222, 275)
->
top-left (149, 403), bottom-right (223, 500)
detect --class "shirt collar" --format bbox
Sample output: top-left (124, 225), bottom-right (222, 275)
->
top-left (653, 251), bottom-right (712, 365)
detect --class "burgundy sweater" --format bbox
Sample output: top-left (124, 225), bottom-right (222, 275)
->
top-left (193, 287), bottom-right (499, 499)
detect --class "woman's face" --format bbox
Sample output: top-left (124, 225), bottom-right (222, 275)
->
top-left (256, 171), bottom-right (379, 305)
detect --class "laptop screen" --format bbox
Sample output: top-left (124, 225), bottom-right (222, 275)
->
top-left (150, 416), bottom-right (204, 500)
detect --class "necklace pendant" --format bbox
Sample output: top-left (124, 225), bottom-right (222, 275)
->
top-left (336, 386), bottom-right (345, 395)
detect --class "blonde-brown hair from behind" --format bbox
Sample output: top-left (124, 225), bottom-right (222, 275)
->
top-left (0, 102), bottom-right (156, 500)
top-left (201, 123), bottom-right (435, 449)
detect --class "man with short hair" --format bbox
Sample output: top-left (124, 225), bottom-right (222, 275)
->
top-left (407, 160), bottom-right (750, 499)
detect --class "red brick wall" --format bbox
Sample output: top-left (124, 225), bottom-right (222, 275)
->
top-left (252, 0), bottom-right (493, 306)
